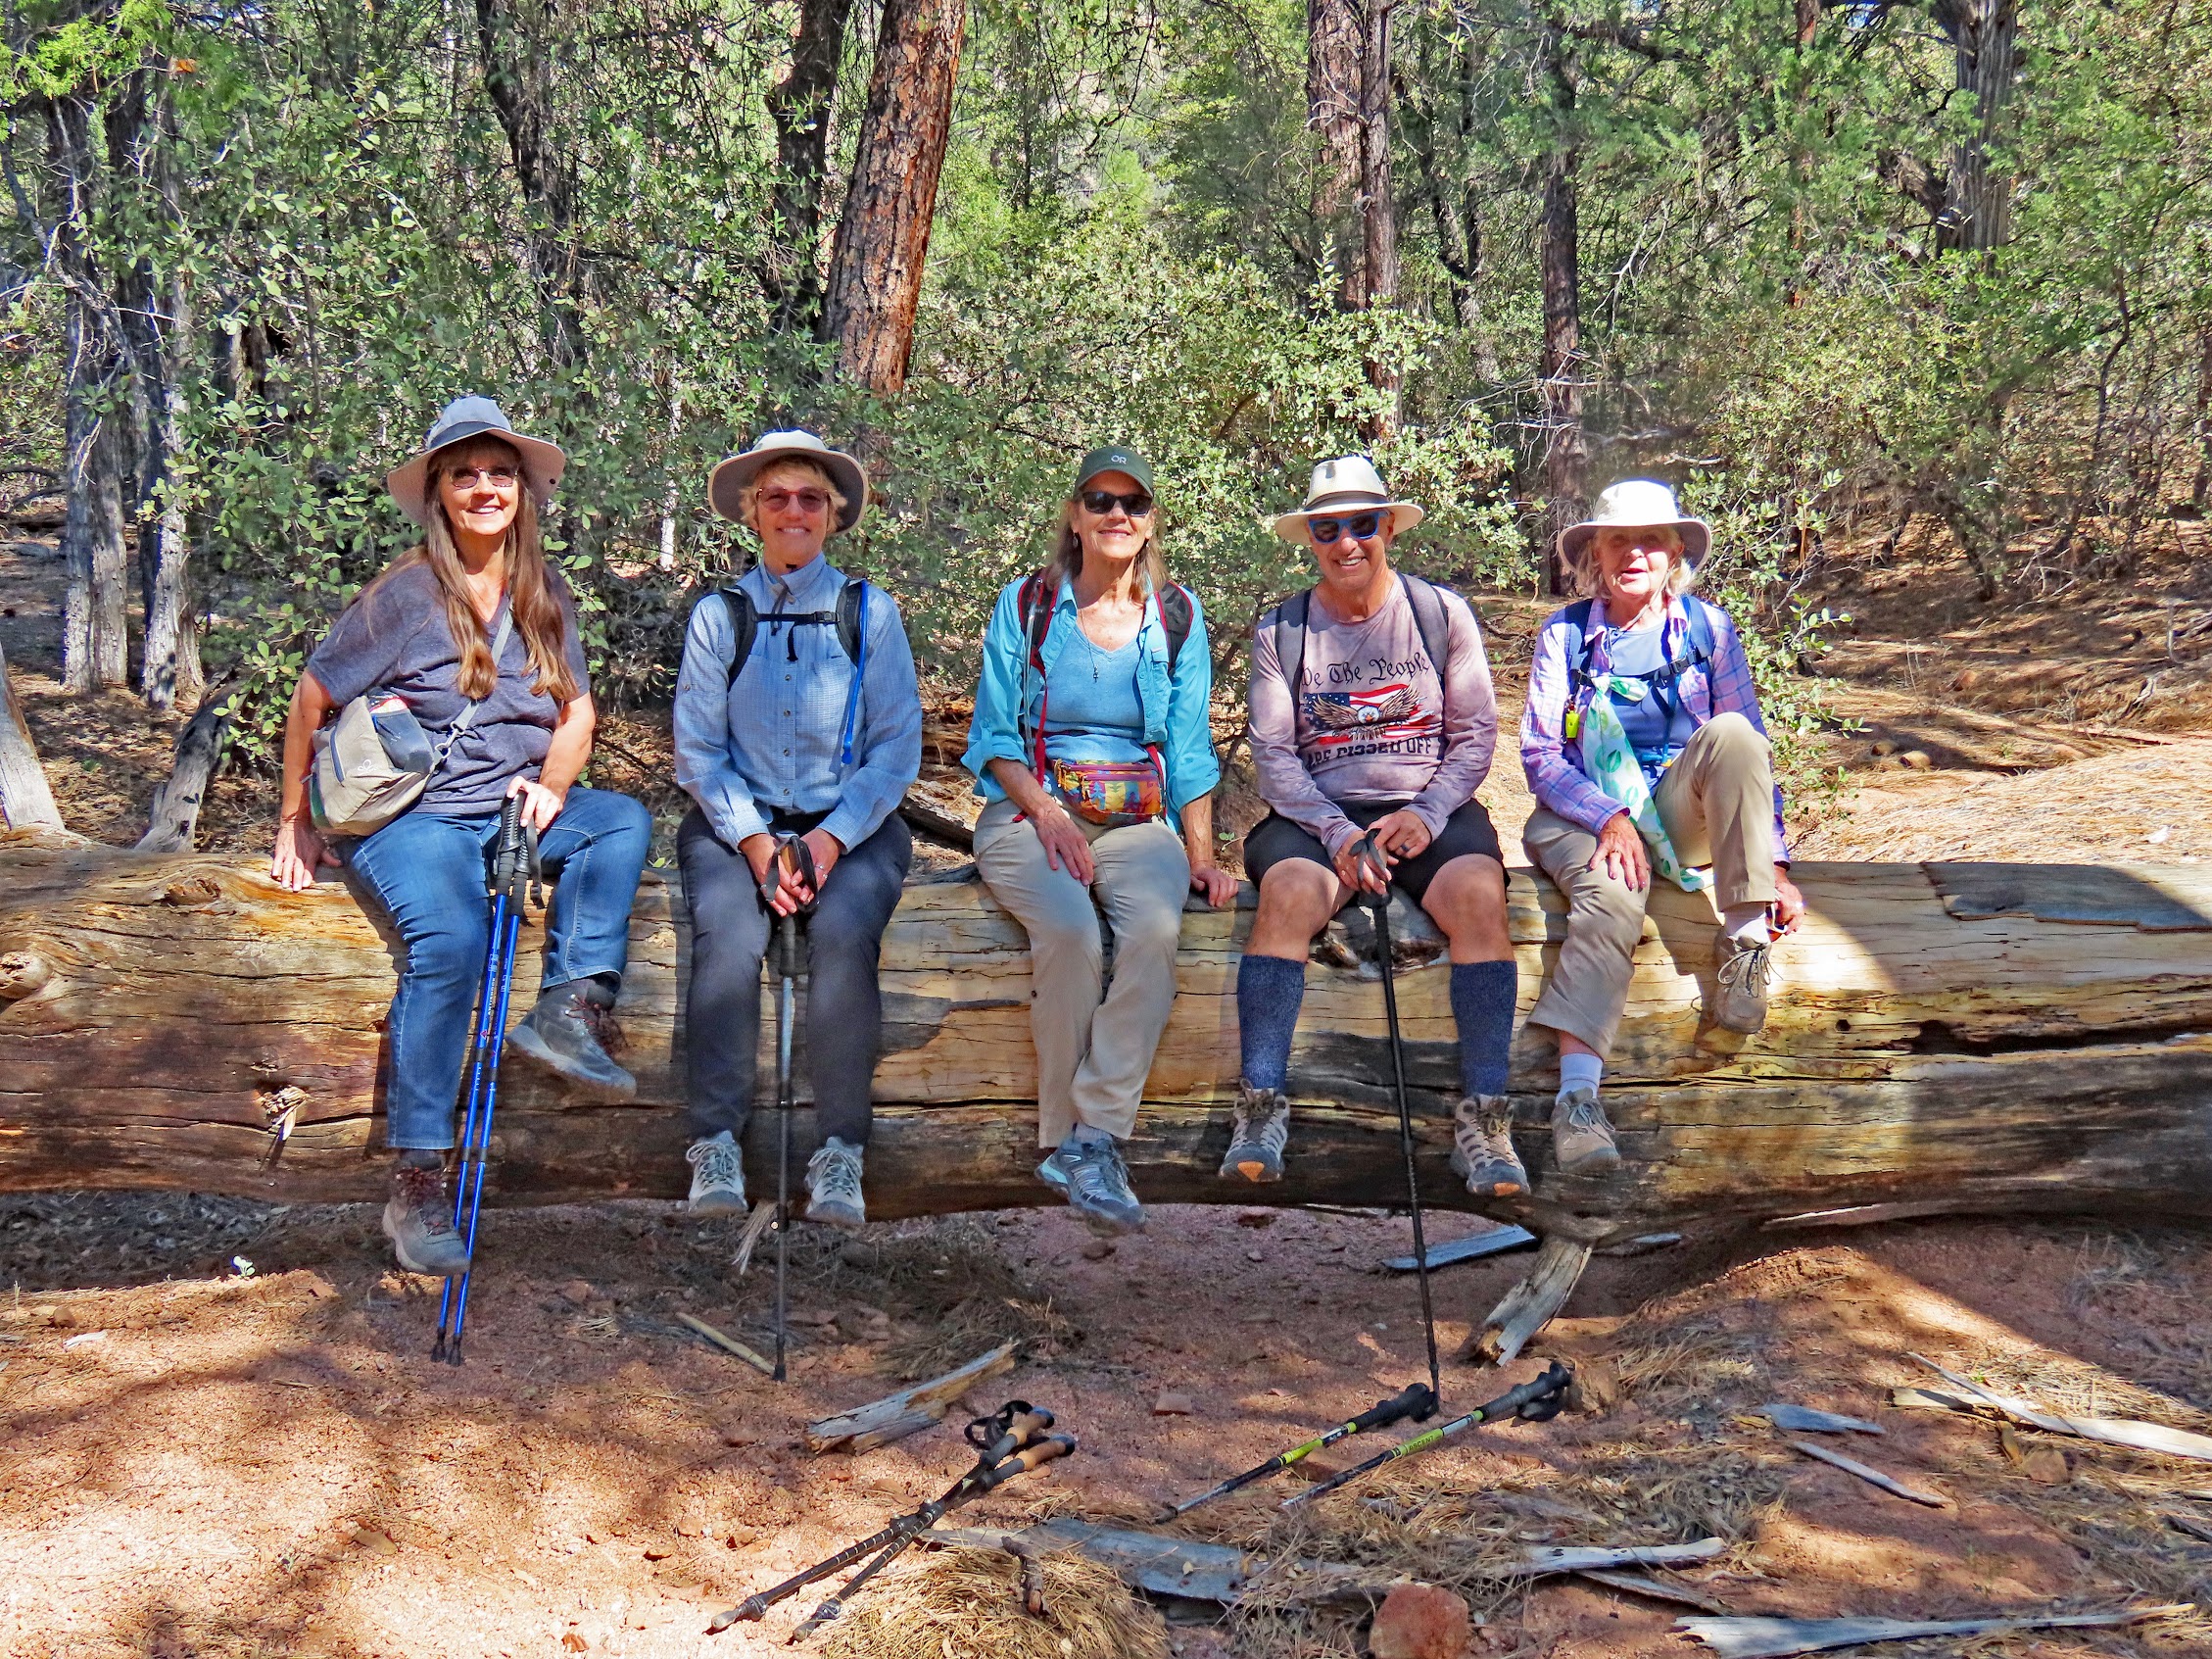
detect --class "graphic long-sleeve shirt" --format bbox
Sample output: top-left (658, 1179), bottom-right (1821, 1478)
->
top-left (1247, 576), bottom-right (1498, 857)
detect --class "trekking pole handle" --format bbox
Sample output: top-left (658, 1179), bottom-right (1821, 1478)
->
top-left (1351, 828), bottom-right (1392, 908)
top-left (975, 1434), bottom-right (1077, 1492)
top-left (973, 1405), bottom-right (1055, 1470)
top-left (493, 795), bottom-right (524, 898)
top-left (1347, 1381), bottom-right (1438, 1435)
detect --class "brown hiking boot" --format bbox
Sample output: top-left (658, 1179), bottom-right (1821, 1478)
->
top-left (1449, 1094), bottom-right (1526, 1197)
top-left (1551, 1085), bottom-right (1621, 1174)
top-left (1712, 932), bottom-right (1773, 1033)
top-left (1220, 1080), bottom-right (1289, 1183)
top-left (382, 1159), bottom-right (471, 1276)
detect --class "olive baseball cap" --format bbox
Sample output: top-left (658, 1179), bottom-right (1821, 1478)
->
top-left (1073, 444), bottom-right (1155, 496)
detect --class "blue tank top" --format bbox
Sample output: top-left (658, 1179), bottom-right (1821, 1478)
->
top-left (1042, 629), bottom-right (1148, 764)
top-left (1603, 622), bottom-right (1698, 777)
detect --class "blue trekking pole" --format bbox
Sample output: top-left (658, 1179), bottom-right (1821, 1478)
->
top-left (433, 796), bottom-right (539, 1365)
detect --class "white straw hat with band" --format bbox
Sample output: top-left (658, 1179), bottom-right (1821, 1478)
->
top-left (707, 429), bottom-right (870, 533)
top-left (385, 396), bottom-right (567, 525)
top-left (1270, 455), bottom-right (1425, 543)
top-left (1556, 479), bottom-right (1712, 568)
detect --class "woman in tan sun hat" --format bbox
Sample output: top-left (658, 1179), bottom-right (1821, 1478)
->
top-left (1515, 478), bottom-right (1804, 1191)
top-left (268, 395), bottom-right (651, 1280)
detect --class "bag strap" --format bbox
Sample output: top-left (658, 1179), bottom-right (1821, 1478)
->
top-left (1157, 582), bottom-right (1194, 678)
top-left (1267, 588), bottom-right (1313, 709)
top-left (717, 588), bottom-right (758, 688)
top-left (1398, 572), bottom-right (1456, 718)
top-left (430, 605), bottom-right (515, 771)
top-left (836, 581), bottom-right (868, 767)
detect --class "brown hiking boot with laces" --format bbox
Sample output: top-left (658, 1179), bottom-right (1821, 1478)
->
top-left (1712, 932), bottom-right (1773, 1033)
top-left (1449, 1094), bottom-right (1526, 1197)
top-left (507, 979), bottom-right (637, 1098)
top-left (382, 1159), bottom-right (472, 1277)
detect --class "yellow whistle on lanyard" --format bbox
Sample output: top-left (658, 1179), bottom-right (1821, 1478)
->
top-left (1563, 705), bottom-right (1581, 741)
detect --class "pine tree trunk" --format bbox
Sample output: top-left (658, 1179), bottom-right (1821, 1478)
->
top-left (819, 0), bottom-right (968, 394)
top-left (765, 0), bottom-right (859, 333)
top-left (1355, 0), bottom-right (1400, 436)
top-left (135, 694), bottom-right (231, 854)
top-left (1536, 59), bottom-right (1585, 598)
top-left (1307, 0), bottom-right (1364, 291)
top-left (0, 639), bottom-right (65, 833)
top-left (1939, 0), bottom-right (2017, 254)
top-left (474, 0), bottom-right (588, 367)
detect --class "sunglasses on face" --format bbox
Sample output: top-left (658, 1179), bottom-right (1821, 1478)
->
top-left (1309, 512), bottom-right (1384, 545)
top-left (1080, 489), bottom-right (1155, 517)
top-left (759, 487), bottom-right (831, 515)
top-left (446, 466), bottom-right (519, 491)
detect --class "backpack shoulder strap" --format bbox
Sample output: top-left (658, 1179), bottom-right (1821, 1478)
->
top-left (1680, 593), bottom-right (1717, 664)
top-left (1267, 588), bottom-right (1313, 703)
top-left (1018, 570), bottom-right (1053, 672)
top-left (835, 578), bottom-right (867, 663)
top-left (1156, 582), bottom-right (1194, 677)
top-left (717, 587), bottom-right (758, 689)
top-left (1399, 573), bottom-right (1454, 688)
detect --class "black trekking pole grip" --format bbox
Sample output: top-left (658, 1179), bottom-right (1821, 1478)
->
top-left (493, 794), bottom-right (524, 896)
top-left (975, 1434), bottom-right (1077, 1492)
top-left (1352, 828), bottom-right (1392, 909)
top-left (1348, 1381), bottom-right (1438, 1434)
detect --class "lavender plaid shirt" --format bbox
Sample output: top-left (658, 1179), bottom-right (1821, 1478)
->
top-left (1519, 594), bottom-right (1790, 857)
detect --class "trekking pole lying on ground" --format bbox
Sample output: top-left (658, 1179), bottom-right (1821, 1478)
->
top-left (709, 1401), bottom-right (1070, 1635)
top-left (1278, 1361), bottom-right (1573, 1510)
top-left (433, 797), bottom-right (540, 1365)
top-left (1353, 830), bottom-right (1443, 1409)
top-left (1156, 1381), bottom-right (1437, 1521)
top-left (767, 832), bottom-right (817, 1386)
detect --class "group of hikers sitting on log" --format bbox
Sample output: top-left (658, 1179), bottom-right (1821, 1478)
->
top-left (264, 397), bottom-right (1803, 1278)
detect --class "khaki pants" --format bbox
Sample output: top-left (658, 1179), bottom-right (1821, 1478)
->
top-left (974, 798), bottom-right (1192, 1147)
top-left (1523, 712), bottom-right (1779, 1058)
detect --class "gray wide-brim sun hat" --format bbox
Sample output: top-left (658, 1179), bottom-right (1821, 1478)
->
top-left (708, 429), bottom-right (869, 533)
top-left (385, 395), bottom-right (567, 526)
top-left (1557, 479), bottom-right (1711, 569)
top-left (1270, 454), bottom-right (1425, 543)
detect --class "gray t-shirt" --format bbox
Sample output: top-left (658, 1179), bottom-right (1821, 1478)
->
top-left (307, 560), bottom-right (590, 815)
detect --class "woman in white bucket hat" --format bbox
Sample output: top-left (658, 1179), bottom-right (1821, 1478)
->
top-left (1512, 479), bottom-right (1804, 1190)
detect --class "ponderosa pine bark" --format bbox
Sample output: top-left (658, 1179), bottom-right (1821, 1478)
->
top-left (1307, 0), bottom-right (1365, 289)
top-left (1355, 0), bottom-right (1400, 435)
top-left (764, 0), bottom-right (858, 333)
top-left (820, 0), bottom-right (967, 393)
top-left (474, 0), bottom-right (588, 367)
top-left (1535, 29), bottom-right (1585, 596)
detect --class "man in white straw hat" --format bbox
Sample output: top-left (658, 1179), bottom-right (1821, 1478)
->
top-left (672, 429), bottom-right (921, 1229)
top-left (1516, 478), bottom-right (1804, 1190)
top-left (1223, 455), bottom-right (1519, 1194)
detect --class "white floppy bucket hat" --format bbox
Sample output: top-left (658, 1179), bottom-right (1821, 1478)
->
top-left (1270, 455), bottom-right (1425, 544)
top-left (385, 396), bottom-right (567, 525)
top-left (1557, 479), bottom-right (1711, 569)
top-left (708, 429), bottom-right (870, 533)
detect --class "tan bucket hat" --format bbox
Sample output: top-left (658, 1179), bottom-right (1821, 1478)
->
top-left (1557, 479), bottom-right (1711, 568)
top-left (708, 429), bottom-right (869, 532)
top-left (1270, 455), bottom-right (1425, 543)
top-left (385, 396), bottom-right (566, 525)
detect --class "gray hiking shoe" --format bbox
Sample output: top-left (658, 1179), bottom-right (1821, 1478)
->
top-left (685, 1131), bottom-right (747, 1215)
top-left (1037, 1133), bottom-right (1146, 1236)
top-left (1712, 932), bottom-right (1773, 1033)
top-left (804, 1137), bottom-right (867, 1231)
top-left (1220, 1081), bottom-right (1289, 1183)
top-left (1551, 1084), bottom-right (1621, 1174)
top-left (506, 980), bottom-right (638, 1098)
top-left (382, 1159), bottom-right (471, 1277)
top-left (1449, 1094), bottom-right (1526, 1197)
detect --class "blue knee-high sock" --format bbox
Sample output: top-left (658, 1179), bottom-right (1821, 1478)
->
top-left (1236, 954), bottom-right (1307, 1092)
top-left (1450, 960), bottom-right (1517, 1098)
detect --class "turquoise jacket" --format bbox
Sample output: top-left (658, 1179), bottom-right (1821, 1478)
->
top-left (961, 574), bottom-right (1222, 830)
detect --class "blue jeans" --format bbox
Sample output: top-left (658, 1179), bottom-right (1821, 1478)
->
top-left (346, 786), bottom-right (652, 1149)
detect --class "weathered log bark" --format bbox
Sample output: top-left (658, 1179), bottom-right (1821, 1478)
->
top-left (820, 0), bottom-right (967, 393)
top-left (0, 642), bottom-right (65, 832)
top-left (6, 845), bottom-right (2212, 1243)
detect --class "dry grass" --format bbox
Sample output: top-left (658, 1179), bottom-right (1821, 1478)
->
top-left (817, 1541), bottom-right (1170, 1659)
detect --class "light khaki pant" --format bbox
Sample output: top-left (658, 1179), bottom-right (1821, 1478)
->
top-left (974, 798), bottom-right (1192, 1147)
top-left (1523, 711), bottom-right (1779, 1058)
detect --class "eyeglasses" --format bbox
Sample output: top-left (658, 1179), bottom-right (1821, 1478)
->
top-left (759, 487), bottom-right (831, 514)
top-left (1080, 489), bottom-right (1155, 518)
top-left (1309, 511), bottom-right (1384, 544)
top-left (446, 466), bottom-right (519, 491)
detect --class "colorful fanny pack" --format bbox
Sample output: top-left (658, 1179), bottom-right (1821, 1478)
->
top-left (1047, 756), bottom-right (1166, 828)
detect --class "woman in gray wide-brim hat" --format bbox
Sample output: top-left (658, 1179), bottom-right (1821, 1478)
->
top-left (268, 394), bottom-right (651, 1281)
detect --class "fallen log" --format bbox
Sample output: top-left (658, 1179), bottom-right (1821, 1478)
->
top-left (5, 837), bottom-right (2212, 1244)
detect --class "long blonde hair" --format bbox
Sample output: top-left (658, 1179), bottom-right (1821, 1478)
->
top-left (1044, 498), bottom-right (1169, 598)
top-left (355, 436), bottom-right (580, 703)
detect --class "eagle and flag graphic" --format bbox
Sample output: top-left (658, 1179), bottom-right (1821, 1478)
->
top-left (1302, 681), bottom-right (1440, 756)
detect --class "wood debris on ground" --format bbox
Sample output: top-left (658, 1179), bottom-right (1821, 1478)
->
top-left (804, 1342), bottom-right (1018, 1453)
top-left (1676, 1602), bottom-right (2194, 1658)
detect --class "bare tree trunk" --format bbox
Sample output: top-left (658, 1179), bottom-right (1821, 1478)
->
top-left (820, 0), bottom-right (968, 394)
top-left (141, 270), bottom-right (200, 710)
top-left (1307, 0), bottom-right (1364, 292)
top-left (474, 0), bottom-right (588, 367)
top-left (764, 0), bottom-right (858, 333)
top-left (2190, 323), bottom-right (2211, 512)
top-left (1938, 0), bottom-right (2017, 254)
top-left (0, 638), bottom-right (65, 832)
top-left (1796, 0), bottom-right (1820, 47)
top-left (135, 692), bottom-right (231, 853)
top-left (1355, 0), bottom-right (1400, 437)
top-left (1536, 44), bottom-right (1585, 597)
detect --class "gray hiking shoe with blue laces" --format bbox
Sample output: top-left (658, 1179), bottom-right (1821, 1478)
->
top-left (1037, 1132), bottom-right (1146, 1236)
top-left (804, 1137), bottom-right (867, 1231)
top-left (1220, 1081), bottom-right (1289, 1183)
top-left (685, 1131), bottom-right (747, 1215)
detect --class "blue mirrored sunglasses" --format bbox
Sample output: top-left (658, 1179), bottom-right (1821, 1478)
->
top-left (1309, 511), bottom-right (1384, 544)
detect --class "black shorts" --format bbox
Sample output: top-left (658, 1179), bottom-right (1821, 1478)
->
top-left (1242, 799), bottom-right (1504, 904)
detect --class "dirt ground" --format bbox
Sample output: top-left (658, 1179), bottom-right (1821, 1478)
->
top-left (4, 518), bottom-right (2211, 1656)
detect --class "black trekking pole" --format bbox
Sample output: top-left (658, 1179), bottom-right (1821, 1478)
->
top-left (766, 833), bottom-right (817, 1385)
top-left (1155, 1381), bottom-right (1436, 1521)
top-left (708, 1402), bottom-right (1063, 1633)
top-left (1353, 829), bottom-right (1442, 1410)
top-left (434, 797), bottom-right (539, 1365)
top-left (1279, 1361), bottom-right (1573, 1510)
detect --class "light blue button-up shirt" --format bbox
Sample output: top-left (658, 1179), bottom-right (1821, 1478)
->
top-left (673, 554), bottom-right (923, 852)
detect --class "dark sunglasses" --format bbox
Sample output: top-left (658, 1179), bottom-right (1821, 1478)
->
top-left (1309, 511), bottom-right (1384, 544)
top-left (1080, 488), bottom-right (1155, 517)
top-left (759, 487), bottom-right (831, 514)
top-left (447, 466), bottom-right (519, 491)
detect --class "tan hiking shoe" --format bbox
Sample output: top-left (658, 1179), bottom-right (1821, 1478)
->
top-left (1551, 1084), bottom-right (1621, 1174)
top-left (1712, 931), bottom-right (1773, 1033)
top-left (1449, 1094), bottom-right (1526, 1196)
